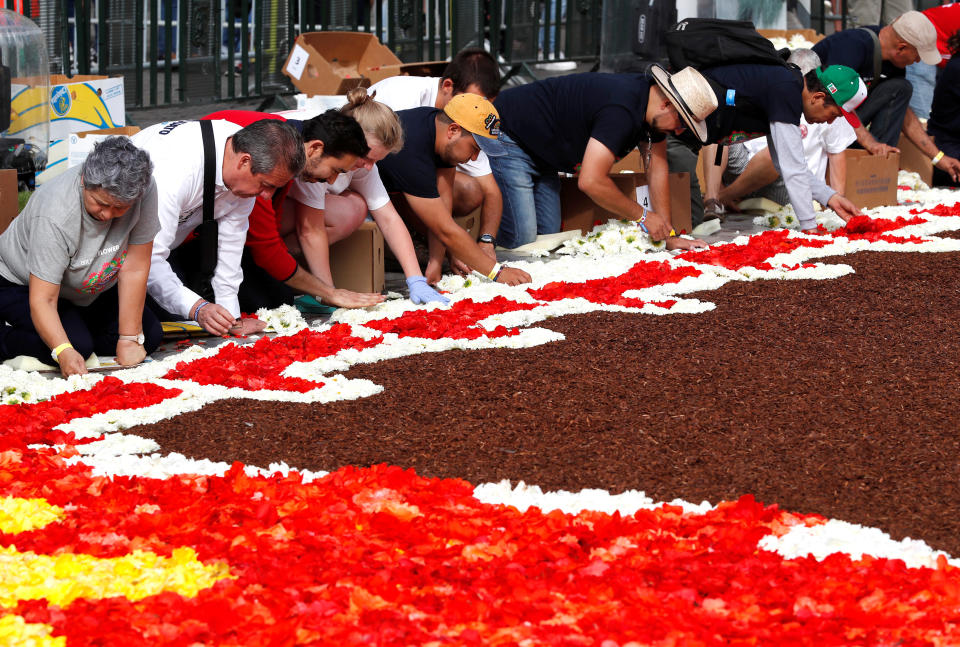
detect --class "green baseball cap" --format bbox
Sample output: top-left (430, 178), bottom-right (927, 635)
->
top-left (815, 65), bottom-right (868, 128)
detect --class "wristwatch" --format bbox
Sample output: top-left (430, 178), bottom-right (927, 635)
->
top-left (118, 332), bottom-right (145, 345)
top-left (479, 234), bottom-right (497, 245)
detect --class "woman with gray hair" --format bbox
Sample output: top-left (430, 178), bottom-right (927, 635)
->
top-left (0, 136), bottom-right (162, 377)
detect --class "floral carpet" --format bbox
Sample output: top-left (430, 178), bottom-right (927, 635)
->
top-left (3, 183), bottom-right (960, 645)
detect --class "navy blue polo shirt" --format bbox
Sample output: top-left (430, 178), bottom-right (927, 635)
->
top-left (493, 72), bottom-right (665, 173)
top-left (812, 26), bottom-right (904, 86)
top-left (377, 107), bottom-right (453, 199)
top-left (701, 64), bottom-right (803, 142)
top-left (928, 57), bottom-right (960, 157)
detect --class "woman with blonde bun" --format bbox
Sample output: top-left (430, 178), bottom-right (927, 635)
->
top-left (285, 87), bottom-right (447, 305)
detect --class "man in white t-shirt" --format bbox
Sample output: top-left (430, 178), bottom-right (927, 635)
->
top-left (368, 47), bottom-right (504, 261)
top-left (719, 114), bottom-right (857, 209)
top-left (132, 118), bottom-right (304, 336)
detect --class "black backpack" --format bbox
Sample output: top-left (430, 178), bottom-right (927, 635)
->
top-left (665, 18), bottom-right (789, 71)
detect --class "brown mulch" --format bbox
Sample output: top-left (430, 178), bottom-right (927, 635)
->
top-left (135, 249), bottom-right (960, 555)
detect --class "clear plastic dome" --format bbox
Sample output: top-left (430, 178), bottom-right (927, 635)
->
top-left (1, 9), bottom-right (50, 168)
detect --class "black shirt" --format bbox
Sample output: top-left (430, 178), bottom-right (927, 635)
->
top-left (928, 56), bottom-right (960, 157)
top-left (493, 72), bottom-right (665, 173)
top-left (701, 64), bottom-right (804, 143)
top-left (377, 107), bottom-right (453, 199)
top-left (812, 26), bottom-right (905, 86)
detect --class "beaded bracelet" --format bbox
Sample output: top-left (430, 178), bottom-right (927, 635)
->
top-left (194, 300), bottom-right (210, 321)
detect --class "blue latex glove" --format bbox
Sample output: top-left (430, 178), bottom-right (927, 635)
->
top-left (406, 276), bottom-right (449, 305)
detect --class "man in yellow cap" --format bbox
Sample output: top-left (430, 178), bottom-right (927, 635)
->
top-left (377, 93), bottom-right (531, 286)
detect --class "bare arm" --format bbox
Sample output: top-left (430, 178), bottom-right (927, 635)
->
top-left (578, 137), bottom-right (672, 240)
top-left (406, 185), bottom-right (530, 285)
top-left (28, 275), bottom-right (86, 376)
top-left (475, 173), bottom-right (502, 260)
top-left (854, 124), bottom-right (899, 156)
top-left (902, 107), bottom-right (960, 182)
top-left (827, 151), bottom-right (846, 193)
top-left (370, 201), bottom-right (424, 279)
top-left (115, 241), bottom-right (152, 366)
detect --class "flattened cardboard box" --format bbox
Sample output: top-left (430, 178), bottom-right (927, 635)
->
top-left (0, 169), bottom-right (18, 236)
top-left (897, 132), bottom-right (933, 187)
top-left (283, 32), bottom-right (402, 96)
top-left (330, 220), bottom-right (385, 293)
top-left (560, 172), bottom-right (692, 235)
top-left (841, 149), bottom-right (900, 209)
top-left (68, 126), bottom-right (141, 168)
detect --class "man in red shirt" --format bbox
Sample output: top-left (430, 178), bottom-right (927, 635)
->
top-left (205, 109), bottom-right (385, 311)
top-left (908, 3), bottom-right (960, 119)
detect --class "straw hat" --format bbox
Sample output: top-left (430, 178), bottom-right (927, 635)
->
top-left (649, 64), bottom-right (718, 144)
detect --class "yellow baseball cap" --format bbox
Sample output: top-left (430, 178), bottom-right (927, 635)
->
top-left (442, 93), bottom-right (506, 156)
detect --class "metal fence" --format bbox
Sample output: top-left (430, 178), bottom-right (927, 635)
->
top-left (3, 0), bottom-right (602, 108)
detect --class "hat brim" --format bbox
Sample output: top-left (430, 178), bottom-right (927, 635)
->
top-left (472, 132), bottom-right (506, 157)
top-left (919, 45), bottom-right (942, 66)
top-left (649, 64), bottom-right (709, 144)
top-left (841, 108), bottom-right (862, 129)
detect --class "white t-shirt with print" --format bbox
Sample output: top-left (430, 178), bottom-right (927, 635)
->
top-left (744, 115), bottom-right (856, 182)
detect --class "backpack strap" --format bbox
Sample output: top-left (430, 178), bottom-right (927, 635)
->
top-left (195, 119), bottom-right (218, 303)
top-left (858, 27), bottom-right (882, 87)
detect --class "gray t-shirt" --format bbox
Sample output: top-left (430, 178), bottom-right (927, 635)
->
top-left (0, 166), bottom-right (160, 306)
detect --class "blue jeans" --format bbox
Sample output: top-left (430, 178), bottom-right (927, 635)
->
top-left (906, 62), bottom-right (937, 120)
top-left (488, 132), bottom-right (561, 248)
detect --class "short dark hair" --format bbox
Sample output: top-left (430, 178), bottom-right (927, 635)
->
top-left (804, 67), bottom-right (839, 109)
top-left (231, 119), bottom-right (306, 176)
top-left (302, 109), bottom-right (371, 158)
top-left (441, 47), bottom-right (500, 99)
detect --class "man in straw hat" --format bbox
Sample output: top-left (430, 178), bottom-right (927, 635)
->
top-left (698, 62), bottom-right (868, 233)
top-left (813, 10), bottom-right (960, 182)
top-left (376, 93), bottom-right (532, 286)
top-left (488, 66), bottom-right (719, 250)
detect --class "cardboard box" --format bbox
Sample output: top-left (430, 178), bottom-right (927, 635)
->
top-left (840, 149), bottom-right (900, 209)
top-left (9, 74), bottom-right (125, 142)
top-left (560, 172), bottom-right (692, 235)
top-left (398, 61), bottom-right (448, 77)
top-left (283, 32), bottom-right (402, 96)
top-left (897, 132), bottom-right (933, 187)
top-left (453, 208), bottom-right (481, 240)
top-left (67, 126), bottom-right (141, 168)
top-left (0, 169), bottom-right (18, 235)
top-left (757, 28), bottom-right (825, 44)
top-left (329, 220), bottom-right (385, 293)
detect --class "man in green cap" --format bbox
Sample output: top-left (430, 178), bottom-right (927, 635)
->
top-left (698, 62), bottom-right (868, 233)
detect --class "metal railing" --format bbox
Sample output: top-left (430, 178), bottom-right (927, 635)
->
top-left (3, 0), bottom-right (602, 108)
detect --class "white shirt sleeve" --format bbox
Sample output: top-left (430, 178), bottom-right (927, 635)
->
top-left (458, 151), bottom-right (492, 177)
top-left (287, 178), bottom-right (328, 210)
top-left (822, 119), bottom-right (857, 154)
top-left (212, 208), bottom-right (250, 318)
top-left (768, 121), bottom-right (835, 229)
top-left (346, 166), bottom-right (391, 211)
